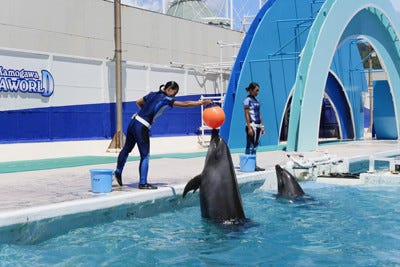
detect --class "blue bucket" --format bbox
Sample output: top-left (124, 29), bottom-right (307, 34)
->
top-left (239, 154), bottom-right (256, 172)
top-left (90, 169), bottom-right (114, 193)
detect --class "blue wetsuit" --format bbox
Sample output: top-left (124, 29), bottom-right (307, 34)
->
top-left (243, 95), bottom-right (262, 155)
top-left (116, 91), bottom-right (175, 185)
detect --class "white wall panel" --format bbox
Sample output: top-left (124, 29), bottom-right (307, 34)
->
top-left (0, 0), bottom-right (243, 66)
top-left (50, 57), bottom-right (105, 107)
top-left (0, 48), bottom-right (230, 111)
top-left (148, 67), bottom-right (185, 95)
top-left (124, 64), bottom-right (148, 101)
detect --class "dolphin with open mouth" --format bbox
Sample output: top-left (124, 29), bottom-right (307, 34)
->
top-left (183, 129), bottom-right (246, 223)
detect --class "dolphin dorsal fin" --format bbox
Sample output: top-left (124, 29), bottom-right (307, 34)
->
top-left (183, 174), bottom-right (202, 198)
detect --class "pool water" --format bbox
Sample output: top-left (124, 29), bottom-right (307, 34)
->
top-left (1, 182), bottom-right (400, 266)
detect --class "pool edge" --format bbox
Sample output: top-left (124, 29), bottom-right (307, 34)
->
top-left (0, 172), bottom-right (268, 244)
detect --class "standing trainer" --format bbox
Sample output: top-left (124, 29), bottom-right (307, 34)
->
top-left (114, 81), bottom-right (212, 189)
top-left (244, 82), bottom-right (265, 171)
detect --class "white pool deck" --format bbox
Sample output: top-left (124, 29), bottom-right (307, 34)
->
top-left (1, 135), bottom-right (400, 231)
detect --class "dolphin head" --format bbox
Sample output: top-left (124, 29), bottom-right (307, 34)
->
top-left (205, 129), bottom-right (229, 163)
top-left (275, 164), bottom-right (305, 198)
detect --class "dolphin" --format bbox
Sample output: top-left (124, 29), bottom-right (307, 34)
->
top-left (275, 164), bottom-right (305, 198)
top-left (183, 129), bottom-right (246, 223)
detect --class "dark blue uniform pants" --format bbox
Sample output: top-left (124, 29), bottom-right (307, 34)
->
top-left (116, 119), bottom-right (150, 185)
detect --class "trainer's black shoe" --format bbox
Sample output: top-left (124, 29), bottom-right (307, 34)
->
top-left (138, 183), bottom-right (158, 190)
top-left (255, 166), bottom-right (265, 172)
top-left (114, 171), bottom-right (123, 186)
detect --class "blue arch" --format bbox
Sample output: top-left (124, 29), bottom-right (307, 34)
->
top-left (221, 0), bottom-right (366, 150)
top-left (220, 0), bottom-right (277, 140)
top-left (287, 0), bottom-right (400, 151)
top-left (281, 71), bottom-right (355, 141)
top-left (373, 80), bottom-right (397, 139)
top-left (221, 0), bottom-right (325, 149)
top-left (325, 72), bottom-right (354, 140)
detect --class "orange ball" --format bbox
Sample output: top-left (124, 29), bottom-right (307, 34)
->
top-left (203, 106), bottom-right (225, 129)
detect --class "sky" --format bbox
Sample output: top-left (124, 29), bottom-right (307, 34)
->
top-left (120, 0), bottom-right (400, 31)
top-left (120, 0), bottom-right (265, 31)
top-left (391, 0), bottom-right (400, 13)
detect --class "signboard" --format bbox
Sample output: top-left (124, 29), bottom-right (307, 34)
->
top-left (0, 66), bottom-right (54, 97)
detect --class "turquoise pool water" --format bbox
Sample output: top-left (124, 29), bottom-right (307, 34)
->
top-left (1, 183), bottom-right (400, 266)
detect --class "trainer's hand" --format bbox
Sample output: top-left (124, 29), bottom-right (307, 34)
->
top-left (200, 99), bottom-right (212, 105)
top-left (247, 126), bottom-right (254, 136)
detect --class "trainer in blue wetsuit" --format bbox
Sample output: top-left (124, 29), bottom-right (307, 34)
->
top-left (114, 81), bottom-right (212, 189)
top-left (244, 82), bottom-right (265, 171)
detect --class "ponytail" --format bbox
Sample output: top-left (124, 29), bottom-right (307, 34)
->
top-left (159, 81), bottom-right (180, 96)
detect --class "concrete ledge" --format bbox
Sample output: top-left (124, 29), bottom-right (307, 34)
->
top-left (0, 173), bottom-right (266, 244)
top-left (360, 172), bottom-right (400, 185)
top-left (316, 177), bottom-right (364, 185)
